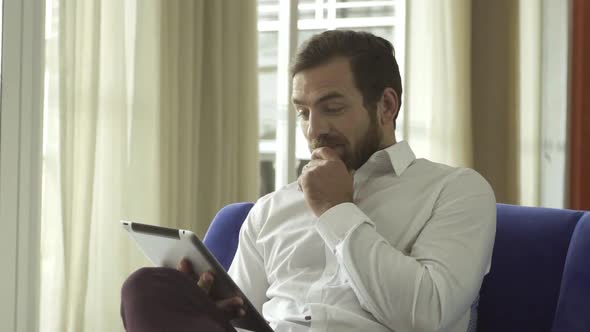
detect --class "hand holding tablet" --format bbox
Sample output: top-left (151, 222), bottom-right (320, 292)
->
top-left (121, 220), bottom-right (273, 332)
top-left (177, 257), bottom-right (246, 319)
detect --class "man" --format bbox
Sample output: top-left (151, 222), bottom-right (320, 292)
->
top-left (121, 30), bottom-right (496, 332)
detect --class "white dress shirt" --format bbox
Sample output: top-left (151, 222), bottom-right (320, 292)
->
top-left (228, 141), bottom-right (496, 332)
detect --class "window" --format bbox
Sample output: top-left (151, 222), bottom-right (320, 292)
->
top-left (257, 0), bottom-right (406, 196)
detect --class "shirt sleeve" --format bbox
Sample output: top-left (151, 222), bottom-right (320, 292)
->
top-left (315, 168), bottom-right (496, 332)
top-left (228, 202), bottom-right (270, 314)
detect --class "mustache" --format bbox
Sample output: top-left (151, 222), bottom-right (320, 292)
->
top-left (309, 135), bottom-right (347, 150)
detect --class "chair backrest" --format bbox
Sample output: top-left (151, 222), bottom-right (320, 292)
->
top-left (204, 203), bottom-right (590, 332)
top-left (477, 204), bottom-right (588, 332)
top-left (203, 202), bottom-right (254, 270)
top-left (551, 212), bottom-right (590, 331)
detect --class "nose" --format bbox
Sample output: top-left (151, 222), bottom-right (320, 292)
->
top-left (306, 111), bottom-right (330, 141)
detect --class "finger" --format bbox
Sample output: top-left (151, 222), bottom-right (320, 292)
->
top-left (177, 258), bottom-right (196, 277)
top-left (197, 271), bottom-right (214, 295)
top-left (311, 146), bottom-right (340, 161)
top-left (299, 161), bottom-right (323, 189)
top-left (300, 164), bottom-right (311, 176)
top-left (302, 160), bottom-right (322, 172)
top-left (298, 161), bottom-right (317, 191)
top-left (216, 297), bottom-right (246, 319)
top-left (216, 296), bottom-right (244, 310)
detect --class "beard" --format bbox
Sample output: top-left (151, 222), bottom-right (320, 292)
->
top-left (309, 118), bottom-right (382, 171)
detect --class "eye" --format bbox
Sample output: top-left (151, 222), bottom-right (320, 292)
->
top-left (324, 106), bottom-right (344, 114)
top-left (296, 108), bottom-right (309, 121)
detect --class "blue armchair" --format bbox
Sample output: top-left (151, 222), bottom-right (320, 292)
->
top-left (203, 203), bottom-right (590, 332)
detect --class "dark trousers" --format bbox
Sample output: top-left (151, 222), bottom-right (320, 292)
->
top-left (121, 267), bottom-right (236, 332)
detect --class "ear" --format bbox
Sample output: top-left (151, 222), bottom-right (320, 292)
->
top-left (378, 87), bottom-right (399, 127)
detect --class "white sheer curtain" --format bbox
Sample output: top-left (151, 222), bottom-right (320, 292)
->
top-left (404, 0), bottom-right (542, 206)
top-left (40, 0), bottom-right (258, 331)
top-left (404, 0), bottom-right (473, 168)
top-left (158, 0), bottom-right (260, 237)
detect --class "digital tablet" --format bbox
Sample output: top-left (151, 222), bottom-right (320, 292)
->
top-left (121, 220), bottom-right (273, 332)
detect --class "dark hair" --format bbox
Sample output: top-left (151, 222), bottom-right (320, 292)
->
top-left (291, 30), bottom-right (402, 126)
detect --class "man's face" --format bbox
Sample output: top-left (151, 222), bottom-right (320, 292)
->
top-left (292, 57), bottom-right (383, 170)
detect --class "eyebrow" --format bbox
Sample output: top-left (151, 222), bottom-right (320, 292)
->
top-left (292, 92), bottom-right (346, 106)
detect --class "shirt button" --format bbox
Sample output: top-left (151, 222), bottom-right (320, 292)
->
top-left (305, 315), bottom-right (312, 321)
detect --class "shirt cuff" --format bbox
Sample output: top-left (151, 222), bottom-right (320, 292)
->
top-left (316, 202), bottom-right (373, 252)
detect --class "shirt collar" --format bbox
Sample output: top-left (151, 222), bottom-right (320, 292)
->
top-left (385, 141), bottom-right (416, 176)
top-left (355, 140), bottom-right (416, 178)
